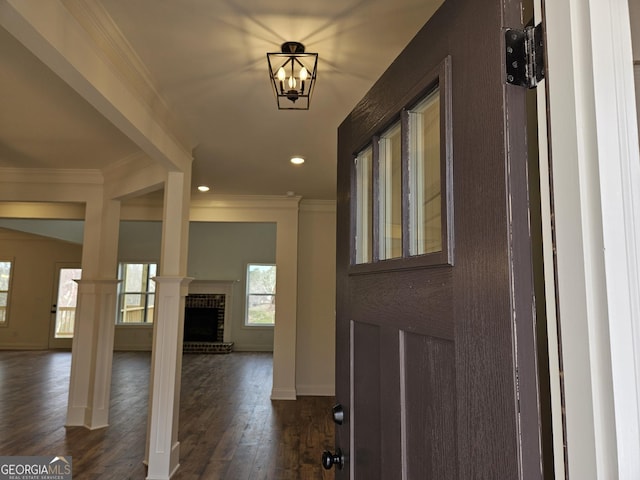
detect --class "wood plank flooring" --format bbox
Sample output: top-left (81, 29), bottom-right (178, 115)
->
top-left (0, 351), bottom-right (335, 480)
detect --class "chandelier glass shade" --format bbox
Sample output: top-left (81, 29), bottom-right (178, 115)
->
top-left (267, 42), bottom-right (318, 110)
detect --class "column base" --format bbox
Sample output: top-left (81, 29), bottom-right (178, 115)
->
top-left (271, 387), bottom-right (297, 400)
top-left (64, 406), bottom-right (109, 430)
top-left (146, 441), bottom-right (180, 480)
top-left (65, 406), bottom-right (86, 427)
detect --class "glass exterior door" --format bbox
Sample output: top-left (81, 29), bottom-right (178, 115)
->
top-left (49, 265), bottom-right (81, 349)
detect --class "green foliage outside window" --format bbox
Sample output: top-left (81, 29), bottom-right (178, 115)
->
top-left (246, 264), bottom-right (276, 326)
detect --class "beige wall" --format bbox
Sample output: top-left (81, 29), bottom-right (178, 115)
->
top-left (0, 228), bottom-right (81, 349)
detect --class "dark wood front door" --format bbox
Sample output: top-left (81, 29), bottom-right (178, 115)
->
top-left (333, 0), bottom-right (543, 478)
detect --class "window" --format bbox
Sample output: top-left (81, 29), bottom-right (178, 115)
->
top-left (245, 264), bottom-right (276, 326)
top-left (117, 263), bottom-right (157, 324)
top-left (351, 57), bottom-right (453, 271)
top-left (0, 260), bottom-right (13, 325)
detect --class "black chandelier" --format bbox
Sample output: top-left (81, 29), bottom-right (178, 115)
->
top-left (267, 41), bottom-right (318, 110)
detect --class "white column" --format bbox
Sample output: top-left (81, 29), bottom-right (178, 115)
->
top-left (66, 195), bottom-right (121, 429)
top-left (146, 276), bottom-right (191, 479)
top-left (146, 170), bottom-right (191, 480)
top-left (67, 279), bottom-right (119, 427)
top-left (271, 205), bottom-right (299, 400)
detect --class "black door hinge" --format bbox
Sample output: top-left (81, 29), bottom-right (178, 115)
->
top-left (505, 23), bottom-right (545, 89)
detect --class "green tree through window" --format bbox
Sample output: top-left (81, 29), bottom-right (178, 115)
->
top-left (246, 264), bottom-right (276, 326)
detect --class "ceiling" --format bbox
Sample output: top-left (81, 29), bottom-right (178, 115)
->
top-left (0, 0), bottom-right (445, 200)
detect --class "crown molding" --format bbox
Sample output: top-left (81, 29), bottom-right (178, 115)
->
top-left (102, 151), bottom-right (152, 173)
top-left (101, 151), bottom-right (157, 186)
top-left (299, 199), bottom-right (336, 213)
top-left (189, 194), bottom-right (302, 211)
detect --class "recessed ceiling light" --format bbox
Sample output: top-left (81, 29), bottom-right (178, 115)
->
top-left (290, 156), bottom-right (305, 165)
top-left (197, 185), bottom-right (210, 192)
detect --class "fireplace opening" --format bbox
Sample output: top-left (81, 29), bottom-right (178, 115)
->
top-left (183, 293), bottom-right (232, 353)
top-left (184, 307), bottom-right (221, 342)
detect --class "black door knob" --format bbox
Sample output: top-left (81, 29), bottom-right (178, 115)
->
top-left (322, 448), bottom-right (344, 470)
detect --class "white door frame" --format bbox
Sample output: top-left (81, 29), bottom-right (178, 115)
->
top-left (544, 0), bottom-right (640, 478)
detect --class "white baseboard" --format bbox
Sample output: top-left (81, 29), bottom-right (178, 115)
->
top-left (296, 384), bottom-right (335, 396)
top-left (0, 343), bottom-right (47, 350)
top-left (114, 345), bottom-right (152, 352)
top-left (232, 344), bottom-right (274, 352)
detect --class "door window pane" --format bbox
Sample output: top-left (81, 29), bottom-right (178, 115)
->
top-left (409, 88), bottom-right (442, 255)
top-left (54, 268), bottom-right (81, 338)
top-left (378, 122), bottom-right (403, 260)
top-left (355, 146), bottom-right (373, 264)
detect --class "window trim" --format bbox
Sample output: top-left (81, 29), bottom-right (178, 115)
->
top-left (0, 258), bottom-right (14, 327)
top-left (244, 263), bottom-right (276, 328)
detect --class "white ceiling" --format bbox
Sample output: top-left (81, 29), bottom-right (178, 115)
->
top-left (0, 0), bottom-right (444, 200)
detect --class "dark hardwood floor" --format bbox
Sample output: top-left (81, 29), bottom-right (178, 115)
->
top-left (0, 351), bottom-right (335, 480)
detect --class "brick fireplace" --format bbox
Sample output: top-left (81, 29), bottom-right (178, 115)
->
top-left (183, 280), bottom-right (234, 354)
